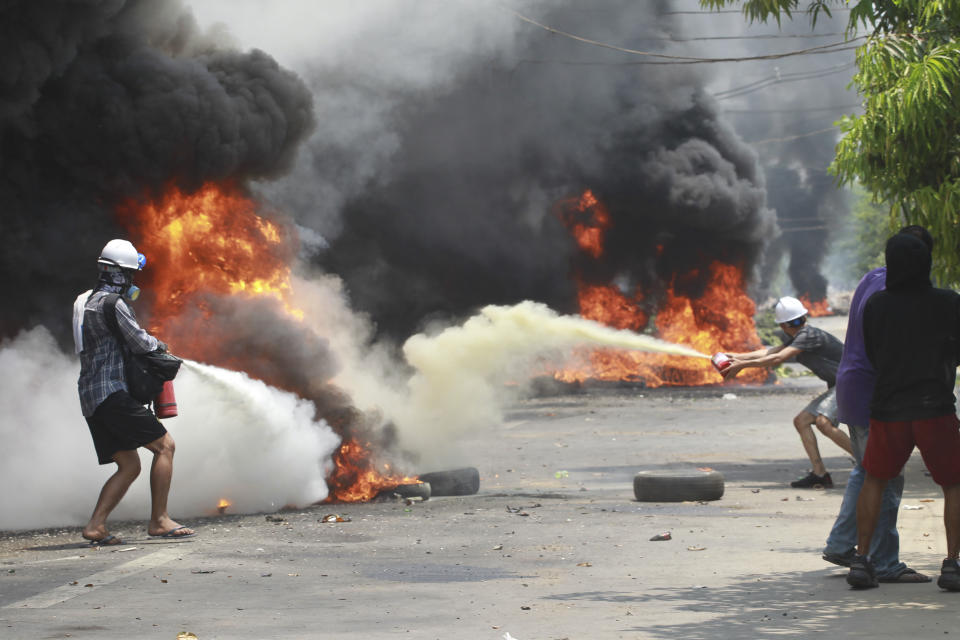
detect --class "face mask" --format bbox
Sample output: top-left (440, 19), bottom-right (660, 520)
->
top-left (127, 253), bottom-right (146, 300)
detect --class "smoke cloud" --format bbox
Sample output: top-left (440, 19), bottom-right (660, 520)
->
top-left (0, 328), bottom-right (339, 530)
top-left (201, 1), bottom-right (777, 340)
top-left (0, 0), bottom-right (314, 343)
top-left (692, 8), bottom-right (858, 300)
top-left (0, 1), bottom-right (860, 527)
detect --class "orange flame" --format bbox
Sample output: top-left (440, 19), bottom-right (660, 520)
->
top-left (118, 182), bottom-right (410, 504)
top-left (798, 295), bottom-right (832, 317)
top-left (558, 190), bottom-right (610, 258)
top-left (325, 439), bottom-right (419, 503)
top-left (577, 282), bottom-right (647, 331)
top-left (557, 262), bottom-right (766, 386)
top-left (120, 182), bottom-right (300, 341)
top-left (555, 190), bottom-right (767, 387)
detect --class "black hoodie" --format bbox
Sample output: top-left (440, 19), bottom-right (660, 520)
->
top-left (863, 233), bottom-right (960, 421)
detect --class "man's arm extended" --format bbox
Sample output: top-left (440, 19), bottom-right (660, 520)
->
top-left (722, 344), bottom-right (801, 380)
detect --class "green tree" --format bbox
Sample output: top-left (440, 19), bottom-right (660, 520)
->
top-left (702, 0), bottom-right (960, 285)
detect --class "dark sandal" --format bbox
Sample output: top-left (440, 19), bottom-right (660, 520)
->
top-left (878, 567), bottom-right (932, 583)
top-left (85, 534), bottom-right (123, 546)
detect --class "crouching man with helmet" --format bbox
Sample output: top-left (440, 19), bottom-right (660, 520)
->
top-left (719, 296), bottom-right (854, 488)
top-left (72, 239), bottom-right (195, 545)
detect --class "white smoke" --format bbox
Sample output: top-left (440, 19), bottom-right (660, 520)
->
top-left (393, 301), bottom-right (707, 461)
top-left (293, 272), bottom-right (706, 469)
top-left (0, 327), bottom-right (339, 531)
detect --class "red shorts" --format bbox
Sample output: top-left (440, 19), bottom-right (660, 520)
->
top-left (863, 414), bottom-right (960, 487)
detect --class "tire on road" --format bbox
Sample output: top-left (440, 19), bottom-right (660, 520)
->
top-left (383, 482), bottom-right (432, 501)
top-left (633, 469), bottom-right (724, 502)
top-left (418, 468), bottom-right (481, 496)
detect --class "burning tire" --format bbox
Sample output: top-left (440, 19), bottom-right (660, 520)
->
top-left (417, 468), bottom-right (481, 496)
top-left (633, 469), bottom-right (724, 502)
top-left (379, 482), bottom-right (431, 501)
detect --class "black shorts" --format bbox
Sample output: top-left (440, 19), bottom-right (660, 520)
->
top-left (86, 391), bottom-right (167, 465)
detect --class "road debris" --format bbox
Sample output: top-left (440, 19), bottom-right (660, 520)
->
top-left (903, 505), bottom-right (924, 510)
top-left (506, 504), bottom-right (540, 516)
top-left (649, 532), bottom-right (672, 541)
top-left (321, 514), bottom-right (351, 523)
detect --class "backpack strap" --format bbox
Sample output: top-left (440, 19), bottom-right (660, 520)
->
top-left (101, 292), bottom-right (122, 339)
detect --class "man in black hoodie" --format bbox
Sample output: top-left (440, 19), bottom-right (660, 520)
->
top-left (847, 233), bottom-right (960, 590)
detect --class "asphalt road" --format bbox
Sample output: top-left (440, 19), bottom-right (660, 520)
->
top-left (1, 375), bottom-right (955, 640)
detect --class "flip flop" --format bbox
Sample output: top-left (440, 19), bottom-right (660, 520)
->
top-left (150, 526), bottom-right (196, 539)
top-left (85, 534), bottom-right (123, 546)
top-left (878, 567), bottom-right (932, 583)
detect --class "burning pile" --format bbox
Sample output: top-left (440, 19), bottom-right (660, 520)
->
top-left (798, 295), bottom-right (833, 317)
top-left (120, 184), bottom-right (417, 503)
top-left (555, 191), bottom-right (767, 387)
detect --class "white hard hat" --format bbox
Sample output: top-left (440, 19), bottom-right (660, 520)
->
top-left (98, 239), bottom-right (145, 271)
top-left (774, 296), bottom-right (808, 324)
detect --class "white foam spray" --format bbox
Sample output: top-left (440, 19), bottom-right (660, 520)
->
top-left (0, 327), bottom-right (340, 531)
top-left (296, 287), bottom-right (708, 469)
top-left (391, 301), bottom-right (706, 460)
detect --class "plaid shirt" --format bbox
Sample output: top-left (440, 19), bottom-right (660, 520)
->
top-left (77, 290), bottom-right (159, 416)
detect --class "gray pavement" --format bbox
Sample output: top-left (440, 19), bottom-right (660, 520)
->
top-left (1, 381), bottom-right (955, 640)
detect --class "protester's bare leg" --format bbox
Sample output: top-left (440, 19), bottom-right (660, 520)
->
top-left (143, 433), bottom-right (194, 537)
top-left (856, 473), bottom-right (889, 555)
top-left (943, 484), bottom-right (960, 559)
top-left (82, 450), bottom-right (141, 540)
top-left (815, 415), bottom-right (854, 456)
top-left (794, 411), bottom-right (827, 476)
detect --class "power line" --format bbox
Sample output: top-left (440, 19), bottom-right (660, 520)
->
top-left (503, 7), bottom-right (863, 64)
top-left (630, 32), bottom-right (849, 42)
top-left (662, 8), bottom-right (851, 15)
top-left (749, 127), bottom-right (838, 145)
top-left (779, 225), bottom-right (831, 232)
top-left (724, 104), bottom-right (861, 113)
top-left (714, 62), bottom-right (856, 99)
top-left (664, 9), bottom-right (753, 14)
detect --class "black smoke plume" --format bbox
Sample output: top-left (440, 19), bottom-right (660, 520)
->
top-left (303, 2), bottom-right (777, 340)
top-left (705, 10), bottom-right (857, 302)
top-left (0, 0), bottom-right (314, 344)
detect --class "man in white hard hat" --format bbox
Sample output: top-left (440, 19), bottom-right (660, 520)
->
top-left (721, 296), bottom-right (854, 488)
top-left (72, 239), bottom-right (195, 545)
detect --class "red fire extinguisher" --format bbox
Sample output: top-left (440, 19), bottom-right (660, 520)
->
top-left (154, 380), bottom-right (178, 419)
top-left (711, 352), bottom-right (732, 374)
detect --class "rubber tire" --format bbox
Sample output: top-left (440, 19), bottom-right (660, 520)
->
top-left (385, 482), bottom-right (432, 501)
top-left (633, 469), bottom-right (724, 502)
top-left (418, 468), bottom-right (481, 496)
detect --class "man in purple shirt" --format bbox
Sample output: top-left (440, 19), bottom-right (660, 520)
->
top-left (821, 226), bottom-right (934, 583)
